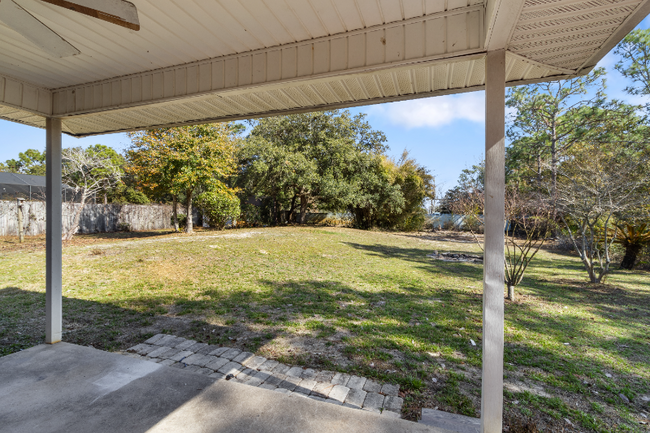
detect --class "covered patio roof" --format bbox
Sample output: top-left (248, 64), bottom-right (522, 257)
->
top-left (2, 0), bottom-right (649, 136)
top-left (1, 2), bottom-right (648, 433)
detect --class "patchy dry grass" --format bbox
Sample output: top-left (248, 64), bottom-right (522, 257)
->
top-left (1, 227), bottom-right (648, 432)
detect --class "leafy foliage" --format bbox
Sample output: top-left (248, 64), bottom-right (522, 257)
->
top-left (196, 190), bottom-right (241, 230)
top-left (239, 111), bottom-right (433, 231)
top-left (127, 123), bottom-right (239, 233)
top-left (362, 151), bottom-right (435, 231)
top-left (0, 149), bottom-right (46, 175)
top-left (506, 69), bottom-right (606, 195)
top-left (615, 29), bottom-right (650, 96)
top-left (240, 111), bottom-right (388, 224)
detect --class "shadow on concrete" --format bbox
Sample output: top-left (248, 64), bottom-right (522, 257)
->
top-left (0, 343), bottom-right (446, 433)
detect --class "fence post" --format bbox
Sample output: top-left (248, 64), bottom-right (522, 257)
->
top-left (17, 198), bottom-right (24, 243)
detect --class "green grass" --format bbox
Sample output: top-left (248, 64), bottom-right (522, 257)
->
top-left (1, 227), bottom-right (648, 431)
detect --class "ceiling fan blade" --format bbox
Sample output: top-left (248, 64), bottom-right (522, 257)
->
top-left (0, 0), bottom-right (80, 58)
top-left (40, 0), bottom-right (140, 31)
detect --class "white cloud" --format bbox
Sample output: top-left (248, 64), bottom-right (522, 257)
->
top-left (370, 92), bottom-right (485, 128)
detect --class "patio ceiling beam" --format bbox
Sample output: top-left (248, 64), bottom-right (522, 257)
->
top-left (482, 49), bottom-right (506, 433)
top-left (0, 73), bottom-right (52, 116)
top-left (484, 0), bottom-right (527, 51)
top-left (51, 5), bottom-right (484, 117)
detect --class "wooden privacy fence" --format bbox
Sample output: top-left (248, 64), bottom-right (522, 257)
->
top-left (0, 201), bottom-right (182, 236)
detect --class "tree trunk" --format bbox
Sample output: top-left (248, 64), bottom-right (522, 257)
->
top-left (507, 284), bottom-right (515, 302)
top-left (584, 260), bottom-right (597, 283)
top-left (620, 243), bottom-right (642, 270)
top-left (172, 194), bottom-right (179, 231)
top-left (271, 198), bottom-right (278, 225)
top-left (298, 195), bottom-right (308, 224)
top-left (185, 189), bottom-right (193, 234)
top-left (64, 192), bottom-right (86, 240)
top-left (288, 194), bottom-right (298, 223)
top-left (103, 192), bottom-right (108, 205)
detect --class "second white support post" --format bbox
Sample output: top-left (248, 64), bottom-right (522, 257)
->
top-left (481, 50), bottom-right (506, 433)
top-left (46, 117), bottom-right (63, 344)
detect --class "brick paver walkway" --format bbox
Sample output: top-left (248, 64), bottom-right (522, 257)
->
top-left (126, 334), bottom-right (404, 417)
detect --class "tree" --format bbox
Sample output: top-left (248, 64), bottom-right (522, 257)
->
top-left (241, 111), bottom-right (387, 224)
top-left (61, 147), bottom-right (122, 240)
top-left (506, 69), bottom-right (606, 198)
top-left (0, 149), bottom-right (46, 175)
top-left (554, 140), bottom-right (650, 283)
top-left (82, 144), bottom-right (126, 204)
top-left (450, 187), bottom-right (553, 301)
top-left (615, 221), bottom-right (650, 270)
top-left (439, 161), bottom-right (484, 214)
top-left (196, 190), bottom-right (240, 230)
top-left (347, 154), bottom-right (405, 230)
top-left (615, 29), bottom-right (650, 96)
top-left (375, 150), bottom-right (435, 230)
top-left (127, 123), bottom-right (239, 234)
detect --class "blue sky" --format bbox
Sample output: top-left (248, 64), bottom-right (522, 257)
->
top-left (2, 17), bottom-right (649, 196)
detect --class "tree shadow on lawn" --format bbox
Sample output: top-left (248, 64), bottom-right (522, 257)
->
top-left (342, 242), bottom-right (484, 280)
top-left (0, 287), bottom-right (281, 358)
top-left (81, 230), bottom-right (176, 241)
top-left (340, 243), bottom-right (650, 397)
top-left (3, 279), bottom-right (647, 424)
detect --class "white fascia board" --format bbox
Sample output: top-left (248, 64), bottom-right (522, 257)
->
top-left (58, 54), bottom-right (577, 137)
top-left (484, 0), bottom-right (527, 51)
top-left (0, 73), bottom-right (52, 116)
top-left (52, 5), bottom-right (484, 117)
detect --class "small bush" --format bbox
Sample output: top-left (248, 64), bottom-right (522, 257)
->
top-left (319, 216), bottom-right (352, 227)
top-left (463, 214), bottom-right (484, 233)
top-left (397, 212), bottom-right (426, 232)
top-left (441, 218), bottom-right (456, 231)
top-left (196, 190), bottom-right (241, 230)
top-left (240, 203), bottom-right (262, 227)
top-left (117, 222), bottom-right (130, 232)
top-left (173, 214), bottom-right (187, 228)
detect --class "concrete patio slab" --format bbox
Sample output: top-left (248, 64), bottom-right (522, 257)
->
top-left (419, 409), bottom-right (481, 433)
top-left (0, 343), bottom-right (457, 433)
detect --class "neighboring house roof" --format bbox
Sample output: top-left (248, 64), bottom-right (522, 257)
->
top-left (0, 172), bottom-right (47, 187)
top-left (0, 172), bottom-right (75, 200)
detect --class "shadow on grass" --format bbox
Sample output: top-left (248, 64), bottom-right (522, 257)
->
top-left (80, 230), bottom-right (176, 241)
top-left (342, 242), bottom-right (484, 280)
top-left (0, 286), bottom-right (280, 358)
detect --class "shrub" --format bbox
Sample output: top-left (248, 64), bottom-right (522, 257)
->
top-left (196, 190), bottom-right (241, 230)
top-left (117, 222), bottom-right (131, 232)
top-left (240, 203), bottom-right (262, 227)
top-left (441, 218), bottom-right (456, 231)
top-left (319, 216), bottom-right (352, 227)
top-left (174, 213), bottom-right (187, 229)
top-left (397, 212), bottom-right (426, 232)
top-left (463, 214), bottom-right (483, 233)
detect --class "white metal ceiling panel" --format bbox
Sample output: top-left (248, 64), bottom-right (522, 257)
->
top-left (1, 0), bottom-right (650, 136)
top-left (41, 53), bottom-right (561, 136)
top-left (510, 0), bottom-right (645, 69)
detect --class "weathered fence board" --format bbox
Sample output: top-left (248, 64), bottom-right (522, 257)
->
top-left (0, 201), bottom-right (186, 236)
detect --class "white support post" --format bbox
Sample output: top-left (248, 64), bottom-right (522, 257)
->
top-left (46, 117), bottom-right (63, 344)
top-left (481, 50), bottom-right (506, 433)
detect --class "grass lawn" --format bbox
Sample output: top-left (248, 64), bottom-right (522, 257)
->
top-left (1, 227), bottom-right (649, 432)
